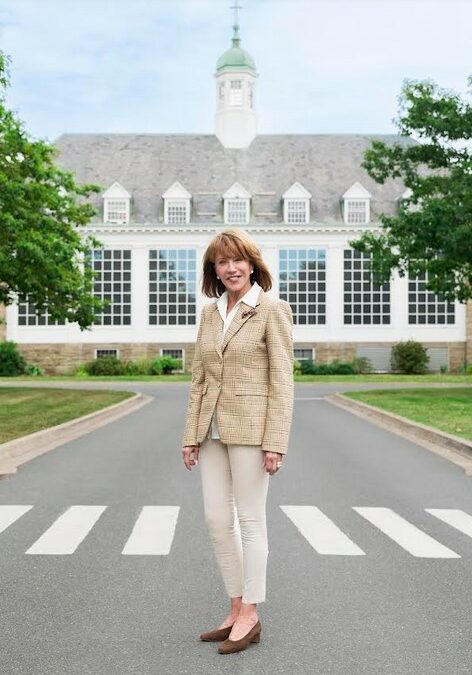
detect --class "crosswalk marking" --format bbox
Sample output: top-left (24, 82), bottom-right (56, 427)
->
top-left (426, 509), bottom-right (472, 539)
top-left (281, 505), bottom-right (365, 555)
top-left (25, 506), bottom-right (107, 555)
top-left (1, 505), bottom-right (470, 558)
top-left (353, 507), bottom-right (460, 558)
top-left (121, 506), bottom-right (180, 555)
top-left (0, 505), bottom-right (33, 534)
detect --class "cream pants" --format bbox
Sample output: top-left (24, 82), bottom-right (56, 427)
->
top-left (199, 434), bottom-right (270, 604)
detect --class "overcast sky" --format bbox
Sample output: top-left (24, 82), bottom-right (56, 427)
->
top-left (0, 0), bottom-right (470, 142)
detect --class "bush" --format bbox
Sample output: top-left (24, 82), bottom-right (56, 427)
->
top-left (351, 356), bottom-right (374, 374)
top-left (391, 340), bottom-right (429, 374)
top-left (24, 364), bottom-right (44, 376)
top-left (297, 358), bottom-right (356, 375)
top-left (0, 341), bottom-right (27, 376)
top-left (83, 356), bottom-right (127, 376)
top-left (148, 356), bottom-right (182, 375)
top-left (124, 358), bottom-right (154, 376)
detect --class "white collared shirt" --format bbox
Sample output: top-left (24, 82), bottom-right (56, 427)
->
top-left (210, 280), bottom-right (261, 439)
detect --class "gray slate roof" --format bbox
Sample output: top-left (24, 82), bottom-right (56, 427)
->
top-left (53, 133), bottom-right (414, 224)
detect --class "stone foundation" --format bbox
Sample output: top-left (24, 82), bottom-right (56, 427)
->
top-left (14, 339), bottom-right (467, 375)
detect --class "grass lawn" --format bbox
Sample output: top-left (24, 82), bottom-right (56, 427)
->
top-left (1, 374), bottom-right (471, 384)
top-left (0, 387), bottom-right (135, 444)
top-left (342, 387), bottom-right (472, 442)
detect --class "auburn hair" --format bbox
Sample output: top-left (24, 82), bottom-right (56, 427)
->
top-left (201, 228), bottom-right (273, 298)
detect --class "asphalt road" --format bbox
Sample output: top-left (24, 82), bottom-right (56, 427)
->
top-left (1, 381), bottom-right (472, 675)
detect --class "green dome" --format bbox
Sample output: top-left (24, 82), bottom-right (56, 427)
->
top-left (216, 44), bottom-right (256, 71)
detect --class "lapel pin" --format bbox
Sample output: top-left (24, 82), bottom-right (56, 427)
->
top-left (241, 308), bottom-right (258, 319)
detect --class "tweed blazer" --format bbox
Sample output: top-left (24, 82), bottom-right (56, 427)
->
top-left (182, 286), bottom-right (294, 455)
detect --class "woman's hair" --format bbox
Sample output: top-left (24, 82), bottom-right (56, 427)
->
top-left (201, 228), bottom-right (273, 298)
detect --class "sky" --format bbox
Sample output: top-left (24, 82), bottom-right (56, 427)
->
top-left (0, 0), bottom-right (470, 142)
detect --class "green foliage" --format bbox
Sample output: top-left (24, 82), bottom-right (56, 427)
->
top-left (391, 340), bottom-right (430, 374)
top-left (80, 355), bottom-right (182, 376)
top-left (0, 50), bottom-right (106, 329)
top-left (24, 364), bottom-right (44, 376)
top-left (298, 359), bottom-right (356, 375)
top-left (0, 340), bottom-right (27, 375)
top-left (351, 356), bottom-right (374, 374)
top-left (350, 76), bottom-right (472, 304)
top-left (83, 356), bottom-right (127, 376)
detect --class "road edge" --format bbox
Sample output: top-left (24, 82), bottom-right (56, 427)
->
top-left (325, 392), bottom-right (472, 477)
top-left (0, 392), bottom-right (153, 477)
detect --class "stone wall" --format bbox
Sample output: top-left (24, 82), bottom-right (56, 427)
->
top-left (15, 339), bottom-right (467, 375)
top-left (17, 343), bottom-right (187, 375)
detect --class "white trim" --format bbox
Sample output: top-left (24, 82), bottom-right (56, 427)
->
top-left (284, 198), bottom-right (310, 224)
top-left (223, 182), bottom-right (251, 199)
top-left (162, 181), bottom-right (192, 199)
top-left (283, 182), bottom-right (312, 199)
top-left (342, 182), bottom-right (372, 200)
top-left (103, 182), bottom-right (131, 225)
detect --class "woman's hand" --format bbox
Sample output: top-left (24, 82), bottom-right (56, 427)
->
top-left (263, 451), bottom-right (283, 475)
top-left (182, 445), bottom-right (200, 471)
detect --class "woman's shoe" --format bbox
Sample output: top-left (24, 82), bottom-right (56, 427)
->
top-left (217, 620), bottom-right (261, 654)
top-left (200, 624), bottom-right (234, 641)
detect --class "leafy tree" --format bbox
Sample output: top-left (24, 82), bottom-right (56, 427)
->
top-left (0, 51), bottom-right (105, 330)
top-left (350, 76), bottom-right (472, 303)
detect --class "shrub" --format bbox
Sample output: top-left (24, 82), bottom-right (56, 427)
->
top-left (148, 356), bottom-right (182, 375)
top-left (83, 356), bottom-right (127, 376)
top-left (124, 358), bottom-right (154, 376)
top-left (351, 356), bottom-right (374, 374)
top-left (391, 340), bottom-right (429, 374)
top-left (293, 359), bottom-right (302, 375)
top-left (0, 341), bottom-right (27, 376)
top-left (297, 358), bottom-right (356, 375)
top-left (24, 364), bottom-right (44, 376)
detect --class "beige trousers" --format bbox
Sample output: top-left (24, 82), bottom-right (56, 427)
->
top-left (199, 434), bottom-right (270, 604)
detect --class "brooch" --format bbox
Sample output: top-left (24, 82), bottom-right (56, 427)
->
top-left (241, 309), bottom-right (258, 319)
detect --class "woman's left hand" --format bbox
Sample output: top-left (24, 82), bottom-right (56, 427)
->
top-left (263, 451), bottom-right (283, 475)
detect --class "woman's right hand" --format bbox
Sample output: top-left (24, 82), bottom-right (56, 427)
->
top-left (182, 445), bottom-right (200, 471)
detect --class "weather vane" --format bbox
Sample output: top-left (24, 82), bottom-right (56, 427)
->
top-left (230, 1), bottom-right (242, 43)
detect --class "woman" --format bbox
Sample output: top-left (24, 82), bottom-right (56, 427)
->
top-left (181, 228), bottom-right (294, 655)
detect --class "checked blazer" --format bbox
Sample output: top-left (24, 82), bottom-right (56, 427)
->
top-left (182, 285), bottom-right (294, 455)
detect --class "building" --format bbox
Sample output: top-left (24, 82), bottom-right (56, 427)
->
top-left (3, 13), bottom-right (471, 375)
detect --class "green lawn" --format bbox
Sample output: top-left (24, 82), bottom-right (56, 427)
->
top-left (0, 387), bottom-right (134, 444)
top-left (1, 373), bottom-right (471, 384)
top-left (342, 387), bottom-right (472, 442)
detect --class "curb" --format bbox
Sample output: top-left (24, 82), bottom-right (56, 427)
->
top-left (326, 393), bottom-right (472, 476)
top-left (0, 392), bottom-right (153, 477)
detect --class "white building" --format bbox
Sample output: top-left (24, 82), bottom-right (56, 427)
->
top-left (3, 16), bottom-right (471, 374)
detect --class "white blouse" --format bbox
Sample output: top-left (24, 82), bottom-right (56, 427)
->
top-left (209, 280), bottom-right (261, 439)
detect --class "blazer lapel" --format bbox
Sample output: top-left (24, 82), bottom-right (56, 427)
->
top-left (221, 288), bottom-right (264, 356)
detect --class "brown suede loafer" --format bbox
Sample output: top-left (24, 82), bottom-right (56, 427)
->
top-left (200, 624), bottom-right (233, 641)
top-left (217, 620), bottom-right (261, 654)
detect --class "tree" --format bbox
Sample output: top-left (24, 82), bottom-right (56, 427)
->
top-left (349, 76), bottom-right (472, 304)
top-left (0, 51), bottom-right (105, 330)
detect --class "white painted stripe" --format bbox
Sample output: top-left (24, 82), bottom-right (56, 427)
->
top-left (25, 505), bottom-right (107, 555)
top-left (353, 507), bottom-right (460, 558)
top-left (281, 505), bottom-right (365, 555)
top-left (0, 505), bottom-right (33, 534)
top-left (122, 506), bottom-right (180, 555)
top-left (425, 509), bottom-right (472, 539)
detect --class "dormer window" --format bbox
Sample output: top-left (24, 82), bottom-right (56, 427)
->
top-left (342, 182), bottom-right (371, 224)
top-left (162, 182), bottom-right (191, 224)
top-left (223, 182), bottom-right (251, 224)
top-left (229, 79), bottom-right (243, 105)
top-left (283, 182), bottom-right (311, 224)
top-left (103, 182), bottom-right (131, 224)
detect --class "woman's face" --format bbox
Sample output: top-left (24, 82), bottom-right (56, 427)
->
top-left (214, 250), bottom-right (253, 294)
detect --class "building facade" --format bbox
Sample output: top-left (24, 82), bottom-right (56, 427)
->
top-left (3, 20), bottom-right (471, 374)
